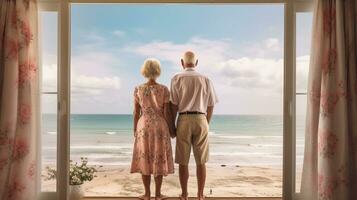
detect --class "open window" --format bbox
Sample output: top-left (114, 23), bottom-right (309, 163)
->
top-left (69, 4), bottom-right (284, 197)
top-left (37, 0), bottom-right (313, 199)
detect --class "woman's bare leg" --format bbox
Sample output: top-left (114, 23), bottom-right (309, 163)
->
top-left (142, 175), bottom-right (151, 198)
top-left (154, 175), bottom-right (163, 197)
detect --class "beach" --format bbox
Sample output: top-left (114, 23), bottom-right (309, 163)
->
top-left (42, 164), bottom-right (294, 197)
top-left (40, 114), bottom-right (305, 196)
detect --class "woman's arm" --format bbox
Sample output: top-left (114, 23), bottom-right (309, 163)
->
top-left (164, 102), bottom-right (176, 138)
top-left (133, 100), bottom-right (141, 136)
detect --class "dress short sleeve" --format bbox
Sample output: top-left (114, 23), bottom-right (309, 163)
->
top-left (164, 86), bottom-right (170, 103)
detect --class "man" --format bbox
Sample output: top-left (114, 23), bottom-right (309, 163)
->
top-left (170, 51), bottom-right (218, 200)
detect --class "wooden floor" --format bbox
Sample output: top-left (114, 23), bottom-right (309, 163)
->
top-left (83, 197), bottom-right (281, 200)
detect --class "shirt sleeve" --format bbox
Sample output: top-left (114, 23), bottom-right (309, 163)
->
top-left (207, 79), bottom-right (218, 106)
top-left (170, 77), bottom-right (179, 105)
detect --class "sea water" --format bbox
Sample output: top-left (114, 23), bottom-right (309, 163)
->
top-left (41, 114), bottom-right (306, 168)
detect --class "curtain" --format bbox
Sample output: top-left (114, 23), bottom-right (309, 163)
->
top-left (301, 0), bottom-right (357, 199)
top-left (0, 0), bottom-right (39, 199)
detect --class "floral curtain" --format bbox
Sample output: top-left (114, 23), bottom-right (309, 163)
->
top-left (0, 0), bottom-right (39, 199)
top-left (301, 0), bottom-right (357, 199)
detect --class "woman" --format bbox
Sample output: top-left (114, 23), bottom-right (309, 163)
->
top-left (130, 58), bottom-right (174, 200)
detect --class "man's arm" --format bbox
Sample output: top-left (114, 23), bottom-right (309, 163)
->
top-left (169, 77), bottom-right (179, 133)
top-left (206, 106), bottom-right (214, 124)
top-left (170, 102), bottom-right (179, 128)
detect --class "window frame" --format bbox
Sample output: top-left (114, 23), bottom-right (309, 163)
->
top-left (37, 0), bottom-right (313, 199)
top-left (38, 2), bottom-right (60, 200)
top-left (293, 3), bottom-right (313, 200)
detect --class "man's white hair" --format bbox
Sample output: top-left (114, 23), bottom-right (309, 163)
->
top-left (182, 51), bottom-right (197, 65)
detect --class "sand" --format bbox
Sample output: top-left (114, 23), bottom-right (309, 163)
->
top-left (41, 164), bottom-right (298, 197)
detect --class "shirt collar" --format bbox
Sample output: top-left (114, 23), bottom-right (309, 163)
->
top-left (184, 67), bottom-right (195, 72)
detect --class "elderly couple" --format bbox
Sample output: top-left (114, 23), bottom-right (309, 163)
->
top-left (130, 51), bottom-right (218, 200)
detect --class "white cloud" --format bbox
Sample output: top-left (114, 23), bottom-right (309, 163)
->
top-left (127, 37), bottom-right (287, 90)
top-left (41, 63), bottom-right (121, 94)
top-left (124, 37), bottom-right (230, 72)
top-left (84, 32), bottom-right (106, 43)
top-left (296, 55), bottom-right (310, 92)
top-left (264, 38), bottom-right (281, 52)
top-left (73, 75), bottom-right (120, 89)
top-left (70, 51), bottom-right (122, 96)
top-left (219, 57), bottom-right (283, 90)
top-left (41, 48), bottom-right (123, 94)
top-left (127, 37), bottom-right (307, 92)
top-left (42, 63), bottom-right (57, 92)
top-left (243, 37), bottom-right (283, 58)
top-left (112, 30), bottom-right (126, 37)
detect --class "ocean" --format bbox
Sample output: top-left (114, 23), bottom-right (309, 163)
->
top-left (41, 114), bottom-right (306, 168)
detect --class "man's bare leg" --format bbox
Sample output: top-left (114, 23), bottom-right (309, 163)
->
top-left (196, 164), bottom-right (206, 199)
top-left (179, 164), bottom-right (189, 198)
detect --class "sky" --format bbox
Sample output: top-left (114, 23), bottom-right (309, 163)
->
top-left (41, 5), bottom-right (313, 115)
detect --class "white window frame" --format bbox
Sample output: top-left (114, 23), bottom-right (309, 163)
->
top-left (37, 0), bottom-right (313, 199)
top-left (37, 2), bottom-right (60, 200)
top-left (293, 1), bottom-right (313, 200)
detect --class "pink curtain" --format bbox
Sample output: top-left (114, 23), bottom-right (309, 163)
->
top-left (301, 0), bottom-right (357, 199)
top-left (0, 0), bottom-right (39, 199)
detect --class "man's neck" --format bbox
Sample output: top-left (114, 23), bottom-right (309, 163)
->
top-left (184, 67), bottom-right (195, 71)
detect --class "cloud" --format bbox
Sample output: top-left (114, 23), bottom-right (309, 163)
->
top-left (112, 30), bottom-right (126, 37)
top-left (84, 32), bottom-right (106, 43)
top-left (243, 37), bottom-right (283, 58)
top-left (127, 37), bottom-right (309, 95)
top-left (42, 63), bottom-right (57, 92)
top-left (71, 52), bottom-right (121, 75)
top-left (71, 75), bottom-right (120, 95)
top-left (296, 55), bottom-right (310, 92)
top-left (124, 37), bottom-right (230, 71)
top-left (264, 38), bottom-right (281, 51)
top-left (219, 57), bottom-right (283, 90)
top-left (70, 51), bottom-right (122, 96)
top-left (219, 55), bottom-right (309, 91)
top-left (127, 37), bottom-right (284, 86)
top-left (42, 63), bottom-right (121, 93)
top-left (42, 48), bottom-right (122, 94)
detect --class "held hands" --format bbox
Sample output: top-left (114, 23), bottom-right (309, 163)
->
top-left (169, 126), bottom-right (177, 138)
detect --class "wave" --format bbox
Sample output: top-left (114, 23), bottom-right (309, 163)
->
top-left (43, 145), bottom-right (132, 150)
top-left (105, 131), bottom-right (117, 135)
top-left (212, 135), bottom-right (283, 139)
top-left (210, 152), bottom-right (279, 156)
top-left (47, 131), bottom-right (57, 135)
top-left (250, 144), bottom-right (305, 148)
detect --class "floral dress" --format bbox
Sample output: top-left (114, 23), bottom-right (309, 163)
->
top-left (130, 84), bottom-right (174, 176)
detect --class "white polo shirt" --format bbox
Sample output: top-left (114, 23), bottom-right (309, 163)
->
top-left (170, 68), bottom-right (218, 113)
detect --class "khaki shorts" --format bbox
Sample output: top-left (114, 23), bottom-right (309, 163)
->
top-left (175, 114), bottom-right (209, 165)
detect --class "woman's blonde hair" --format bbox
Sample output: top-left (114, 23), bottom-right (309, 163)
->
top-left (141, 58), bottom-right (161, 79)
